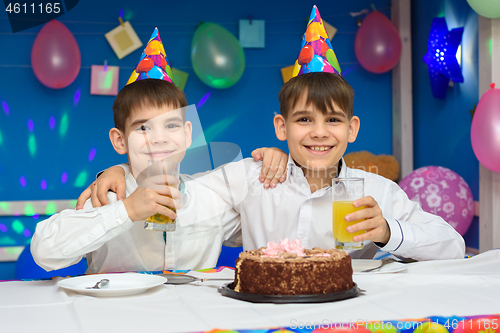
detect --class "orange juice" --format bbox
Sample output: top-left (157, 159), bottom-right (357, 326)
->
top-left (146, 184), bottom-right (176, 225)
top-left (332, 201), bottom-right (365, 243)
top-left (146, 208), bottom-right (176, 225)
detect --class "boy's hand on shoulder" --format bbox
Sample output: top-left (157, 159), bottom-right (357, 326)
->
top-left (251, 147), bottom-right (288, 189)
top-left (123, 183), bottom-right (182, 222)
top-left (75, 166), bottom-right (127, 210)
top-left (345, 196), bottom-right (391, 245)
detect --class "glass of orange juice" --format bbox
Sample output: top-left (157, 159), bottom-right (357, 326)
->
top-left (143, 160), bottom-right (180, 232)
top-left (332, 178), bottom-right (365, 250)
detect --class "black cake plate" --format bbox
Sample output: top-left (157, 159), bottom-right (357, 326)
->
top-left (218, 282), bottom-right (360, 304)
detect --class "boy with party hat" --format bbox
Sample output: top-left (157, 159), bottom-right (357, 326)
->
top-left (31, 28), bottom-right (286, 273)
top-left (190, 5), bottom-right (464, 260)
top-left (82, 6), bottom-right (465, 261)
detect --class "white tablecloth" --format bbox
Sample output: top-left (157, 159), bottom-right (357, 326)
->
top-left (1, 250), bottom-right (500, 333)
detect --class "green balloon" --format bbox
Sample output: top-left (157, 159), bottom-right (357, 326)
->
top-left (467, 0), bottom-right (500, 18)
top-left (191, 22), bottom-right (245, 89)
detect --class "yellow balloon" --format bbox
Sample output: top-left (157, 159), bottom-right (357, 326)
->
top-left (126, 70), bottom-right (140, 85)
top-left (291, 60), bottom-right (301, 78)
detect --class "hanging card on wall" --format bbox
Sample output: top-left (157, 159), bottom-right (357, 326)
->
top-left (105, 21), bottom-right (143, 59)
top-left (90, 65), bottom-right (119, 96)
top-left (239, 19), bottom-right (265, 48)
top-left (323, 20), bottom-right (337, 40)
top-left (280, 65), bottom-right (294, 84)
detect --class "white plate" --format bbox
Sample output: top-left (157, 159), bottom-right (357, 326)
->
top-left (57, 273), bottom-right (167, 297)
top-left (352, 259), bottom-right (408, 274)
top-left (352, 259), bottom-right (382, 273)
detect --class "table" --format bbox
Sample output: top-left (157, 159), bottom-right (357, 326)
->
top-left (1, 250), bottom-right (500, 333)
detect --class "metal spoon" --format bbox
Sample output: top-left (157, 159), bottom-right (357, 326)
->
top-left (86, 279), bottom-right (110, 289)
top-left (160, 273), bottom-right (233, 285)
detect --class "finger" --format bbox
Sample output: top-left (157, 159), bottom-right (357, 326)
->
top-left (155, 186), bottom-right (182, 200)
top-left (277, 155), bottom-right (288, 183)
top-left (96, 182), bottom-right (111, 206)
top-left (147, 174), bottom-right (180, 186)
top-left (345, 206), bottom-right (381, 223)
top-left (346, 219), bottom-right (371, 234)
top-left (156, 204), bottom-right (178, 220)
top-left (251, 149), bottom-right (263, 162)
top-left (352, 229), bottom-right (377, 243)
top-left (265, 153), bottom-right (281, 188)
top-left (90, 182), bottom-right (103, 208)
top-left (76, 187), bottom-right (91, 210)
top-left (346, 216), bottom-right (385, 234)
top-left (157, 195), bottom-right (182, 210)
top-left (114, 181), bottom-right (127, 201)
top-left (262, 155), bottom-right (279, 188)
top-left (353, 196), bottom-right (376, 208)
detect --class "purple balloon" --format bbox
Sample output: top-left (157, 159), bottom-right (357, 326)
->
top-left (471, 85), bottom-right (500, 172)
top-left (31, 20), bottom-right (81, 89)
top-left (399, 166), bottom-right (474, 236)
top-left (355, 12), bottom-right (402, 74)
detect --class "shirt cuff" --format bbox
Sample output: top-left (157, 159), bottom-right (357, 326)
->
top-left (378, 218), bottom-right (412, 254)
top-left (103, 200), bottom-right (133, 229)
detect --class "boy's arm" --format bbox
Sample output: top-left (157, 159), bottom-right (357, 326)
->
top-left (347, 180), bottom-right (465, 260)
top-left (31, 196), bottom-right (133, 271)
top-left (32, 181), bottom-right (181, 271)
top-left (77, 148), bottom-right (289, 209)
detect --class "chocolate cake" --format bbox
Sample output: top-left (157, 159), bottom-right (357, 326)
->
top-left (234, 239), bottom-right (353, 295)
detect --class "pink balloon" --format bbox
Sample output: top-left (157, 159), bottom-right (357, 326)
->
top-left (31, 20), bottom-right (81, 89)
top-left (399, 166), bottom-right (474, 236)
top-left (354, 12), bottom-right (402, 74)
top-left (471, 85), bottom-right (500, 172)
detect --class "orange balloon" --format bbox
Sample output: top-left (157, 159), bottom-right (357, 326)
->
top-left (298, 45), bottom-right (314, 65)
top-left (136, 57), bottom-right (154, 73)
top-left (305, 22), bottom-right (328, 42)
top-left (145, 40), bottom-right (162, 55)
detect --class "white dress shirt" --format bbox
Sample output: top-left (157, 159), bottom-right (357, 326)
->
top-left (31, 168), bottom-right (241, 273)
top-left (191, 156), bottom-right (465, 260)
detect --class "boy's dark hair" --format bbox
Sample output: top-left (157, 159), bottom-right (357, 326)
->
top-left (112, 79), bottom-right (188, 131)
top-left (278, 72), bottom-right (354, 119)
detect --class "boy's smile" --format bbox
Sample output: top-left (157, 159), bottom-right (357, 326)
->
top-left (274, 92), bottom-right (359, 186)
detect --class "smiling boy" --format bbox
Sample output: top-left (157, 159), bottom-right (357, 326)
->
top-left (30, 29), bottom-right (245, 273)
top-left (79, 7), bottom-right (465, 261)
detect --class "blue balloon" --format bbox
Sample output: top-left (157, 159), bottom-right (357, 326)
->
top-left (308, 55), bottom-right (325, 72)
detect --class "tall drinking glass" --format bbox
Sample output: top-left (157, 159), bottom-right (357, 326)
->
top-left (144, 160), bottom-right (180, 232)
top-left (332, 178), bottom-right (365, 250)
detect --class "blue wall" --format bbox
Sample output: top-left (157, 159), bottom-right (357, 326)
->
top-left (411, 0), bottom-right (479, 249)
top-left (0, 0), bottom-right (480, 278)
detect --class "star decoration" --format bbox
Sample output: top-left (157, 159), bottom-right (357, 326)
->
top-left (423, 17), bottom-right (463, 99)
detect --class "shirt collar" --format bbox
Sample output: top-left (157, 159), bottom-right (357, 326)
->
top-left (286, 155), bottom-right (346, 179)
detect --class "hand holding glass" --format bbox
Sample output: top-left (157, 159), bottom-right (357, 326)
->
top-left (144, 160), bottom-right (180, 232)
top-left (332, 178), bottom-right (365, 250)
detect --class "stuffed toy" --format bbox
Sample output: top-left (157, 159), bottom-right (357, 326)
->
top-left (343, 151), bottom-right (400, 182)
